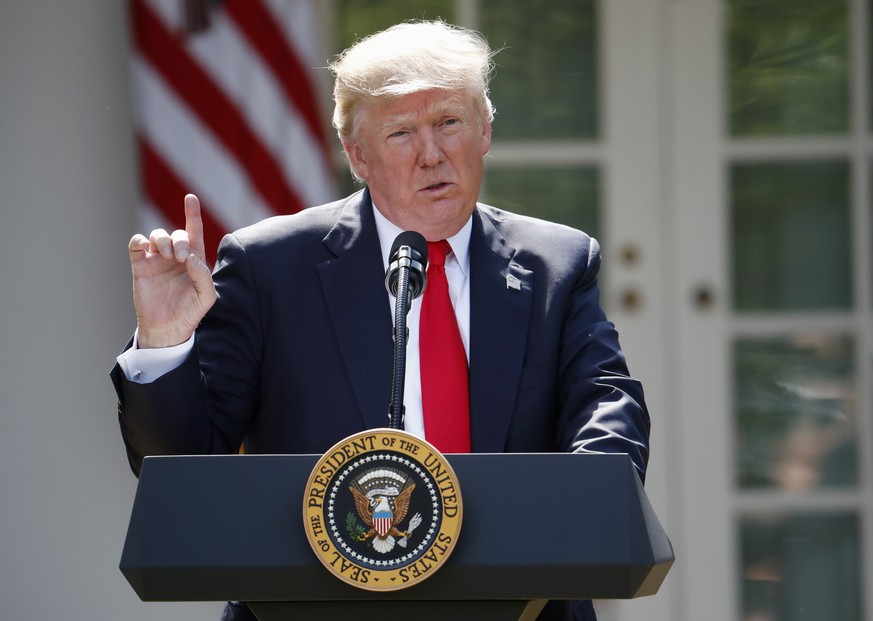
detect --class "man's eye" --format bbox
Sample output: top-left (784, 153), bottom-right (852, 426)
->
top-left (389, 130), bottom-right (407, 138)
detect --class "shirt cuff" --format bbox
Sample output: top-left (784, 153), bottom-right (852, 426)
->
top-left (116, 331), bottom-right (195, 384)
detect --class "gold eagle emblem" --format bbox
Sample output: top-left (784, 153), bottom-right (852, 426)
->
top-left (349, 469), bottom-right (421, 554)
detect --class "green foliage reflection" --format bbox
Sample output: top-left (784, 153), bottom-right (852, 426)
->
top-left (337, 0), bottom-right (455, 50)
top-left (734, 335), bottom-right (857, 490)
top-left (481, 166), bottom-right (599, 240)
top-left (729, 0), bottom-right (848, 136)
top-left (481, 0), bottom-right (597, 139)
top-left (731, 161), bottom-right (851, 311)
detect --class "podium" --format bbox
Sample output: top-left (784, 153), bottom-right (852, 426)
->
top-left (121, 453), bottom-right (673, 620)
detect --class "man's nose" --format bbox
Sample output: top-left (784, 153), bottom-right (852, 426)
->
top-left (416, 128), bottom-right (444, 167)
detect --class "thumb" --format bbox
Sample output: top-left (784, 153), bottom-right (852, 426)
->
top-left (185, 253), bottom-right (217, 303)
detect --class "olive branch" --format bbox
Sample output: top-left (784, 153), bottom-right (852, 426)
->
top-left (346, 512), bottom-right (367, 541)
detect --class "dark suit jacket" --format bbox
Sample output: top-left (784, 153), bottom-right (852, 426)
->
top-left (112, 188), bottom-right (650, 621)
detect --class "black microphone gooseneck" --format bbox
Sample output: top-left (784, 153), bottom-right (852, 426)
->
top-left (385, 231), bottom-right (428, 430)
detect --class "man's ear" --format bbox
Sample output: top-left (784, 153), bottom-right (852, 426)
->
top-left (343, 139), bottom-right (368, 181)
top-left (480, 120), bottom-right (492, 155)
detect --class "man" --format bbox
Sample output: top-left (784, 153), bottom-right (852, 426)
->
top-left (112, 21), bottom-right (650, 621)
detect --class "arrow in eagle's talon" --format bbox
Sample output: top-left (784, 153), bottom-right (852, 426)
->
top-left (398, 512), bottom-right (423, 548)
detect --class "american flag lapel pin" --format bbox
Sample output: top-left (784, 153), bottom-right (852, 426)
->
top-left (506, 274), bottom-right (522, 291)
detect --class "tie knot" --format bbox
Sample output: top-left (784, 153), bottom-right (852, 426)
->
top-left (427, 240), bottom-right (451, 267)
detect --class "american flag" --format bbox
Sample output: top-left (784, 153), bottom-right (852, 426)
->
top-left (129, 0), bottom-right (337, 263)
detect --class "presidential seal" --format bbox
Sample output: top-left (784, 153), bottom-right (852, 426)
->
top-left (303, 429), bottom-right (463, 591)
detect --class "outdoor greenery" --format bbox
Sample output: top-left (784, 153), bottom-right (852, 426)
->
top-left (740, 513), bottom-right (861, 618)
top-left (731, 161), bottom-right (852, 311)
top-left (728, 0), bottom-right (849, 136)
top-left (734, 335), bottom-right (857, 489)
top-left (337, 0), bottom-right (454, 50)
top-left (481, 0), bottom-right (597, 140)
top-left (481, 166), bottom-right (599, 240)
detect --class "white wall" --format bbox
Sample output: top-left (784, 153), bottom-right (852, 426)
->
top-left (0, 2), bottom-right (221, 618)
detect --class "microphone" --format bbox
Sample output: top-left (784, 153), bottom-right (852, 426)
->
top-left (385, 231), bottom-right (428, 430)
top-left (385, 231), bottom-right (428, 301)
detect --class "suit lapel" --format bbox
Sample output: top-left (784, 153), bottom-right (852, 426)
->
top-left (318, 190), bottom-right (394, 431)
top-left (469, 208), bottom-right (533, 452)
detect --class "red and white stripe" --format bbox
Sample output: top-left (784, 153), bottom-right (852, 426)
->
top-left (374, 516), bottom-right (393, 538)
top-left (130, 0), bottom-right (337, 263)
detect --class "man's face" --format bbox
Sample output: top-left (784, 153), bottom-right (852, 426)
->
top-left (344, 89), bottom-right (492, 241)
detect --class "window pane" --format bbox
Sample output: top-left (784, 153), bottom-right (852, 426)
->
top-left (734, 335), bottom-right (858, 490)
top-left (481, 166), bottom-right (599, 240)
top-left (728, 0), bottom-right (849, 136)
top-left (337, 0), bottom-right (454, 50)
top-left (480, 0), bottom-right (598, 140)
top-left (740, 513), bottom-right (861, 621)
top-left (731, 161), bottom-right (852, 311)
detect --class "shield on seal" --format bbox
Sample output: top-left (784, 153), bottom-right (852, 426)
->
top-left (372, 497), bottom-right (393, 538)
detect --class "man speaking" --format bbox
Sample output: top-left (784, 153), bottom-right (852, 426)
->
top-left (112, 20), bottom-right (650, 621)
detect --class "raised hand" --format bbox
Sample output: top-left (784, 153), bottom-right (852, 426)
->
top-left (128, 194), bottom-right (218, 348)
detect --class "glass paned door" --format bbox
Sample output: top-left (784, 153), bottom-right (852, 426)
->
top-left (734, 334), bottom-right (858, 490)
top-left (740, 513), bottom-right (862, 620)
top-left (482, 166), bottom-right (600, 239)
top-left (726, 2), bottom-right (867, 619)
top-left (731, 161), bottom-right (852, 312)
top-left (478, 0), bottom-right (601, 239)
top-left (336, 0), bottom-right (455, 48)
top-left (727, 0), bottom-right (849, 136)
top-left (674, 0), bottom-right (871, 619)
top-left (480, 0), bottom-right (598, 140)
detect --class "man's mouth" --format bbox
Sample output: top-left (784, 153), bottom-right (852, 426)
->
top-left (421, 182), bottom-right (449, 191)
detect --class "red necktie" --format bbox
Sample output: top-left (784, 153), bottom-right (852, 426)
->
top-left (420, 240), bottom-right (471, 453)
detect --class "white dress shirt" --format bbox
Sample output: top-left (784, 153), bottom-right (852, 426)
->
top-left (117, 203), bottom-right (473, 443)
top-left (372, 206), bottom-right (471, 440)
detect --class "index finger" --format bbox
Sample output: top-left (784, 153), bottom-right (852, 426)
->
top-left (184, 193), bottom-right (207, 261)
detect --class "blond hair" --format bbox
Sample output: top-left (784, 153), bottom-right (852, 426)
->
top-left (329, 20), bottom-right (496, 141)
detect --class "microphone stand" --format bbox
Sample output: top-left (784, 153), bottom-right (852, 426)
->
top-left (388, 258), bottom-right (412, 430)
top-left (385, 232), bottom-right (427, 431)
